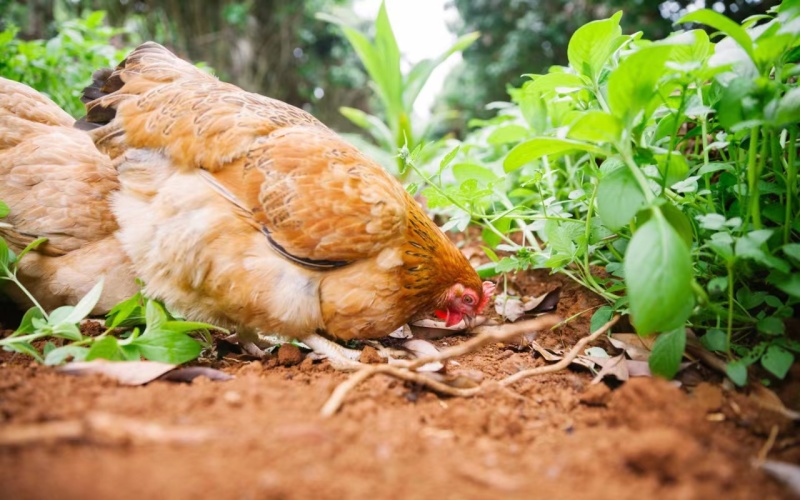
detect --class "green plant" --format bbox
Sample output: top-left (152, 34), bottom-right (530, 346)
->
top-left (0, 10), bottom-right (128, 117)
top-left (0, 200), bottom-right (219, 365)
top-left (319, 1), bottom-right (479, 178)
top-left (414, 2), bottom-right (800, 384)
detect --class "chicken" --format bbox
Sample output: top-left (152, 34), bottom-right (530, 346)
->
top-left (79, 42), bottom-right (494, 368)
top-left (0, 77), bottom-right (138, 313)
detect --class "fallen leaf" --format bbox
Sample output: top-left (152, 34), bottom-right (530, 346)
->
top-left (158, 366), bottom-right (234, 383)
top-left (402, 339), bottom-right (445, 372)
top-left (590, 354), bottom-right (629, 383)
top-left (609, 333), bottom-right (654, 361)
top-left (494, 288), bottom-right (561, 322)
top-left (530, 341), bottom-right (563, 362)
top-left (389, 324), bottom-right (414, 339)
top-left (748, 384), bottom-right (800, 421)
top-left (58, 360), bottom-right (177, 385)
top-left (760, 460), bottom-right (800, 495)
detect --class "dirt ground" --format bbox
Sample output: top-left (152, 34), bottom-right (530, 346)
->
top-left (0, 271), bottom-right (798, 500)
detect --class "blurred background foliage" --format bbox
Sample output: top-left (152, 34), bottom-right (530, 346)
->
top-left (0, 0), bottom-right (778, 137)
top-left (438, 0), bottom-right (781, 133)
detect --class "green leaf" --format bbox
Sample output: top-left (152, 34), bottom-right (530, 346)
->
top-left (14, 307), bottom-right (45, 335)
top-left (15, 237), bottom-right (48, 263)
top-left (44, 345), bottom-right (89, 365)
top-left (656, 154), bottom-right (689, 187)
top-left (438, 145), bottom-right (460, 174)
top-left (48, 306), bottom-right (75, 325)
top-left (567, 11), bottom-right (623, 81)
top-left (0, 237), bottom-right (10, 270)
top-left (676, 9), bottom-right (755, 65)
top-left (700, 329), bottom-right (728, 352)
top-left (756, 317), bottom-right (785, 335)
top-left (504, 138), bottom-right (605, 172)
top-left (524, 72), bottom-right (587, 95)
top-left (769, 87), bottom-right (800, 128)
top-left (63, 278), bottom-right (104, 324)
top-left (608, 44), bottom-right (675, 126)
top-left (0, 199), bottom-right (9, 218)
top-left (131, 330), bottom-right (202, 364)
top-left (5, 341), bottom-right (43, 362)
top-left (596, 166), bottom-right (646, 231)
top-left (624, 209), bottom-right (695, 334)
top-left (51, 322), bottom-right (83, 341)
top-left (144, 300), bottom-right (168, 333)
top-left (339, 107), bottom-right (394, 150)
top-left (568, 111), bottom-right (623, 144)
top-left (452, 163), bottom-right (497, 185)
top-left (86, 336), bottom-right (125, 361)
top-left (768, 271), bottom-right (800, 298)
top-left (487, 124), bottom-right (529, 145)
top-left (590, 306), bottom-right (614, 334)
top-left (760, 345), bottom-right (793, 379)
top-left (162, 320), bottom-right (220, 334)
top-left (726, 361), bottom-right (748, 386)
top-left (648, 327), bottom-right (686, 379)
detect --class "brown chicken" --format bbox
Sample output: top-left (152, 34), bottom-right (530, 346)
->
top-left (4, 42), bottom-right (493, 367)
top-left (0, 78), bottom-right (138, 313)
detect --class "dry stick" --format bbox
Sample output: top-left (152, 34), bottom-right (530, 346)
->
top-left (320, 314), bottom-right (620, 417)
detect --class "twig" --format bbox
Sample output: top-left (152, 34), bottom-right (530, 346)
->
top-left (321, 314), bottom-right (620, 417)
top-left (756, 425), bottom-right (780, 465)
top-left (498, 315), bottom-right (620, 387)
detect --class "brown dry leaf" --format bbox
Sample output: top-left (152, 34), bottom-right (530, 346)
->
top-left (609, 333), bottom-right (654, 361)
top-left (402, 339), bottom-right (445, 372)
top-left (590, 354), bottom-right (629, 383)
top-left (58, 360), bottom-right (177, 385)
top-left (530, 341), bottom-right (563, 362)
top-left (494, 288), bottom-right (561, 322)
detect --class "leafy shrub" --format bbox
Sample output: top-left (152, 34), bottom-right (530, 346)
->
top-left (0, 10), bottom-right (128, 117)
top-left (415, 2), bottom-right (800, 384)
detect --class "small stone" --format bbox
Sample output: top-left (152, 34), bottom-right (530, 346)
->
top-left (277, 344), bottom-right (303, 366)
top-left (579, 383), bottom-right (612, 406)
top-left (222, 390), bottom-right (243, 407)
top-left (359, 345), bottom-right (384, 364)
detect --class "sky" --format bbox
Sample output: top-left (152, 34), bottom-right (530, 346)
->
top-left (352, 0), bottom-right (461, 118)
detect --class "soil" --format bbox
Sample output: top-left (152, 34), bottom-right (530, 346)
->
top-left (0, 270), bottom-right (798, 500)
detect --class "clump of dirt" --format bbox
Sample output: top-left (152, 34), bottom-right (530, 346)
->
top-left (0, 270), bottom-right (796, 499)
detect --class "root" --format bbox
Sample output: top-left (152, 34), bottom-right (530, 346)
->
top-left (321, 314), bottom-right (620, 417)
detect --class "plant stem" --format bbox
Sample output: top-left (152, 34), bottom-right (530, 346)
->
top-left (1, 273), bottom-right (49, 321)
top-left (726, 262), bottom-right (734, 358)
top-left (746, 125), bottom-right (763, 230)
top-left (785, 127), bottom-right (797, 245)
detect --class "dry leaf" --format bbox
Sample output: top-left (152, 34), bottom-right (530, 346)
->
top-left (389, 324), bottom-right (414, 339)
top-left (58, 360), bottom-right (177, 385)
top-left (760, 460), bottom-right (800, 495)
top-left (748, 384), bottom-right (800, 421)
top-left (159, 366), bottom-right (234, 383)
top-left (402, 339), bottom-right (445, 372)
top-left (609, 333), bottom-right (654, 361)
top-left (494, 288), bottom-right (561, 322)
top-left (530, 341), bottom-right (563, 362)
top-left (590, 354), bottom-right (629, 383)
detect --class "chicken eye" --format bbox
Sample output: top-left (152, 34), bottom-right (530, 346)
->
top-left (463, 294), bottom-right (475, 305)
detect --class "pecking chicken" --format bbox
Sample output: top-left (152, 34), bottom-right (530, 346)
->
top-left (82, 42), bottom-right (495, 367)
top-left (0, 77), bottom-right (138, 313)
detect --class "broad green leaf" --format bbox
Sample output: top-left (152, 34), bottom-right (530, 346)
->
top-left (0, 199), bottom-right (9, 218)
top-left (648, 327), bottom-right (686, 379)
top-left (700, 329), bottom-right (728, 352)
top-left (132, 330), bottom-right (202, 364)
top-left (596, 166), bottom-right (646, 231)
top-left (48, 306), bottom-right (76, 325)
top-left (757, 317), bottom-right (785, 335)
top-left (504, 138), bottom-right (605, 172)
top-left (568, 111), bottom-right (623, 144)
top-left (638, 202), bottom-right (693, 249)
top-left (481, 217), bottom-right (511, 248)
top-left (656, 154), bottom-right (689, 187)
top-left (783, 243), bottom-right (800, 262)
top-left (438, 145), bottom-right (460, 174)
top-left (761, 345), bottom-right (793, 379)
top-left (677, 9), bottom-right (755, 64)
top-left (44, 345), bottom-right (89, 365)
top-left (453, 163), bottom-right (497, 185)
top-left (768, 271), bottom-right (800, 298)
top-left (567, 11), bottom-right (623, 81)
top-left (590, 306), bottom-right (615, 334)
top-left (52, 322), bottom-right (82, 341)
top-left (608, 44), bottom-right (675, 126)
top-left (487, 124), bottom-right (529, 145)
top-left (63, 278), bottom-right (104, 324)
top-left (86, 336), bottom-right (125, 361)
top-left (0, 237), bottom-right (9, 270)
top-left (14, 307), bottom-right (45, 335)
top-left (726, 361), bottom-right (748, 386)
top-left (144, 300), bottom-right (168, 333)
top-left (162, 320), bottom-right (221, 334)
top-left (769, 87), bottom-right (800, 128)
top-left (624, 209), bottom-right (695, 334)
